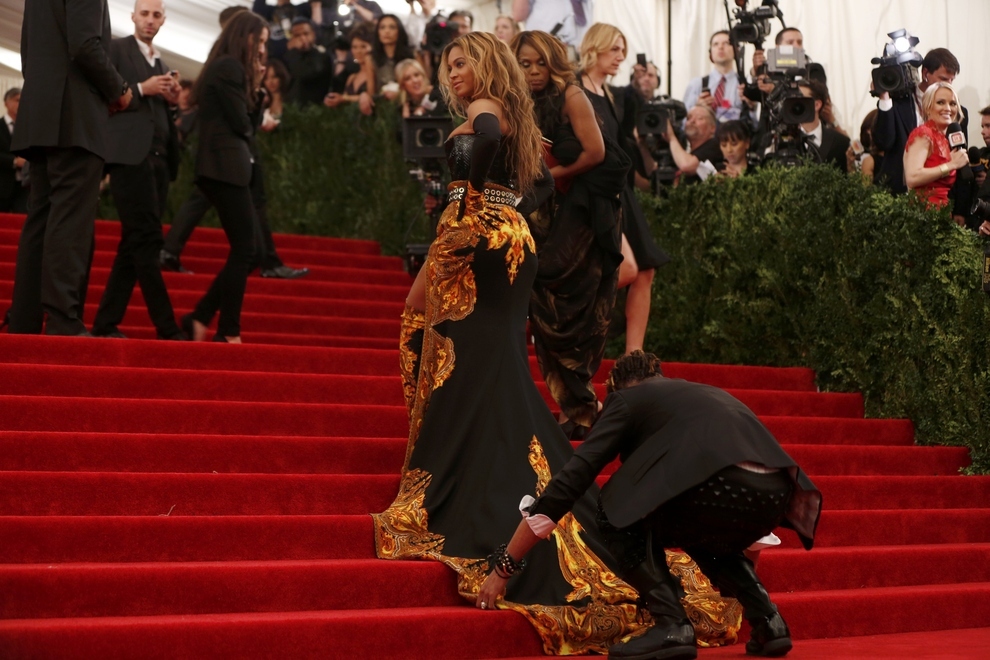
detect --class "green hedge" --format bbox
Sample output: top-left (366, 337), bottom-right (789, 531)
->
top-left (100, 107), bottom-right (990, 472)
top-left (640, 165), bottom-right (990, 473)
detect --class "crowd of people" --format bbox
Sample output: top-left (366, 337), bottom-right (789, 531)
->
top-left (2, 3), bottom-right (985, 657)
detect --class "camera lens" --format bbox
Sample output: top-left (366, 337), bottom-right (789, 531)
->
top-left (644, 112), bottom-right (661, 129)
top-left (878, 68), bottom-right (901, 91)
top-left (417, 128), bottom-right (442, 147)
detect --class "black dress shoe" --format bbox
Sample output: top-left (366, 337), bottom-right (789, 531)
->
top-left (92, 329), bottom-right (128, 339)
top-left (608, 621), bottom-right (696, 660)
top-left (260, 265), bottom-right (309, 279)
top-left (160, 249), bottom-right (192, 274)
top-left (157, 330), bottom-right (189, 341)
top-left (746, 612), bottom-right (792, 657)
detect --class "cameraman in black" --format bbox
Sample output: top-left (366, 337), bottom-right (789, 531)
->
top-left (873, 48), bottom-right (965, 196)
top-left (655, 105), bottom-right (724, 185)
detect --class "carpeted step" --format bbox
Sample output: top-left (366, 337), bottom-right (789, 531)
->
top-left (0, 364), bottom-right (860, 418)
top-left (775, 508), bottom-right (990, 548)
top-left (0, 214), bottom-right (386, 255)
top-left (0, 336), bottom-right (820, 392)
top-left (0, 515), bottom-right (378, 563)
top-left (0, 559), bottom-right (462, 620)
top-left (0, 395), bottom-right (912, 444)
top-left (0, 433), bottom-right (964, 476)
top-left (758, 544), bottom-right (990, 592)
top-left (0, 607), bottom-right (545, 660)
top-left (2, 472), bottom-right (987, 516)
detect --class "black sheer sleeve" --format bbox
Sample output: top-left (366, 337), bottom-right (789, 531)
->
top-left (517, 161), bottom-right (554, 217)
top-left (469, 112), bottom-right (502, 190)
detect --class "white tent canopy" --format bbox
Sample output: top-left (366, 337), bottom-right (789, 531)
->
top-left (0, 0), bottom-right (987, 142)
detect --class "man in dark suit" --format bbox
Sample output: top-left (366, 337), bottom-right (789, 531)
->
top-left (0, 88), bottom-right (29, 213)
top-left (874, 48), bottom-right (966, 196)
top-left (9, 0), bottom-right (132, 336)
top-left (90, 0), bottom-right (184, 339)
top-left (797, 80), bottom-right (850, 173)
top-left (477, 351), bottom-right (822, 660)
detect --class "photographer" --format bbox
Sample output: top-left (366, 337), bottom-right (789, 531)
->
top-left (684, 31), bottom-right (746, 123)
top-left (796, 80), bottom-right (849, 172)
top-left (284, 18), bottom-right (334, 106)
top-left (874, 48), bottom-right (964, 195)
top-left (654, 105), bottom-right (723, 185)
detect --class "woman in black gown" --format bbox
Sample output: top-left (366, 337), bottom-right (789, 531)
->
top-left (511, 30), bottom-right (626, 435)
top-left (579, 23), bottom-right (670, 355)
top-left (375, 32), bottom-right (739, 654)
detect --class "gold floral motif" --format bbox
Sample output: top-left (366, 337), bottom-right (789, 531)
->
top-left (372, 469), bottom-right (444, 560)
top-left (487, 212), bottom-right (536, 285)
top-left (398, 306), bottom-right (425, 419)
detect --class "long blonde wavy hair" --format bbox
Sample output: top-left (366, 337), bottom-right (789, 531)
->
top-left (438, 32), bottom-right (543, 195)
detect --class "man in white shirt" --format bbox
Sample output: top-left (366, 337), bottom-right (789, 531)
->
top-left (684, 31), bottom-right (745, 123)
top-left (512, 0), bottom-right (591, 49)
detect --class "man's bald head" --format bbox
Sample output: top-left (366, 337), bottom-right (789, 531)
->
top-left (133, 0), bottom-right (166, 44)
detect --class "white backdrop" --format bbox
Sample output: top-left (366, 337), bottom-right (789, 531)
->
top-left (593, 0), bottom-right (990, 145)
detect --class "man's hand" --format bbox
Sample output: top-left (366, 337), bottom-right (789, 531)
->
top-left (696, 90), bottom-right (714, 108)
top-left (140, 74), bottom-right (176, 98)
top-left (109, 87), bottom-right (134, 114)
top-left (752, 49), bottom-right (766, 72)
top-left (358, 91), bottom-right (374, 116)
top-left (476, 572), bottom-right (508, 611)
top-left (13, 156), bottom-right (26, 169)
top-left (324, 92), bottom-right (345, 108)
top-left (979, 221), bottom-right (990, 236)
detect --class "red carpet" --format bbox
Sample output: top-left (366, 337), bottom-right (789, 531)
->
top-left (1, 212), bottom-right (988, 658)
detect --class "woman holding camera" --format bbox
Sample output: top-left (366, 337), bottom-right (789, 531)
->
top-left (578, 23), bottom-right (670, 355)
top-left (375, 32), bottom-right (657, 655)
top-left (510, 30), bottom-right (624, 437)
top-left (183, 11), bottom-right (268, 343)
top-left (904, 82), bottom-right (969, 209)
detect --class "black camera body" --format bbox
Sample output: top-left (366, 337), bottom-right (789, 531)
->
top-left (402, 116), bottom-right (454, 161)
top-left (729, 0), bottom-right (782, 48)
top-left (424, 18), bottom-right (460, 56)
top-left (636, 97), bottom-right (687, 139)
top-left (870, 30), bottom-right (922, 99)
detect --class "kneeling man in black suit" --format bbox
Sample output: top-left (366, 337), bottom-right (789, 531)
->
top-left (478, 351), bottom-right (822, 660)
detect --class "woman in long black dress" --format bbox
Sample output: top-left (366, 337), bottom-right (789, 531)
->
top-left (511, 30), bottom-right (625, 434)
top-left (579, 23), bottom-right (670, 355)
top-left (375, 32), bottom-right (740, 654)
top-left (183, 11), bottom-right (268, 343)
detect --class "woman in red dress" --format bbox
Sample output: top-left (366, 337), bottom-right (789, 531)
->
top-left (903, 82), bottom-right (969, 209)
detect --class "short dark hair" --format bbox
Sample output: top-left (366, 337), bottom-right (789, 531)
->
top-left (3, 87), bottom-right (21, 102)
top-left (449, 9), bottom-right (474, 25)
top-left (797, 79), bottom-right (828, 105)
top-left (775, 27), bottom-right (801, 46)
top-left (981, 105), bottom-right (990, 117)
top-left (922, 48), bottom-right (960, 75)
top-left (605, 351), bottom-right (663, 393)
top-left (178, 79), bottom-right (193, 91)
top-left (290, 16), bottom-right (313, 30)
top-left (718, 119), bottom-right (751, 144)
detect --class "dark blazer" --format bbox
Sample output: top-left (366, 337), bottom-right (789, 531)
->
top-left (105, 36), bottom-right (181, 177)
top-left (0, 120), bottom-right (18, 202)
top-left (816, 127), bottom-right (851, 173)
top-left (195, 56), bottom-right (254, 187)
top-left (529, 376), bottom-right (822, 550)
top-left (12, 0), bottom-right (125, 159)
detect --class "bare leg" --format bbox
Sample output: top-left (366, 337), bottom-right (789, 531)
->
top-left (617, 234), bottom-right (638, 289)
top-left (625, 268), bottom-right (654, 354)
top-left (406, 266), bottom-right (427, 311)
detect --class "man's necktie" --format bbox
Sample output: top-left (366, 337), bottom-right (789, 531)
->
top-left (713, 76), bottom-right (726, 111)
top-left (571, 0), bottom-right (587, 27)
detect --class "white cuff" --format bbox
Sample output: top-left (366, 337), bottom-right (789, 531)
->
top-left (877, 97), bottom-right (893, 112)
top-left (747, 533), bottom-right (781, 551)
top-left (519, 495), bottom-right (556, 539)
top-left (137, 83), bottom-right (144, 97)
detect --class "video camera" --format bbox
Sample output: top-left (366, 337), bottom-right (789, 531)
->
top-left (870, 29), bottom-right (922, 99)
top-left (759, 46), bottom-right (825, 167)
top-left (402, 116), bottom-right (454, 274)
top-left (728, 0), bottom-right (784, 49)
top-left (424, 16), bottom-right (460, 57)
top-left (636, 97), bottom-right (687, 193)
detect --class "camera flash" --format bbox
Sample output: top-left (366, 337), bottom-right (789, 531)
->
top-left (893, 37), bottom-right (911, 53)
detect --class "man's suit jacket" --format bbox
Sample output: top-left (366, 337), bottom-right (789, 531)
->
top-left (0, 121), bottom-right (19, 202)
top-left (529, 377), bottom-right (823, 550)
top-left (816, 127), bottom-right (851, 173)
top-left (195, 56), bottom-right (254, 188)
top-left (13, 0), bottom-right (125, 160)
top-left (105, 36), bottom-right (181, 178)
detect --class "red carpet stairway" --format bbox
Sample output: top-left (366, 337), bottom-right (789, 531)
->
top-left (1, 213), bottom-right (989, 658)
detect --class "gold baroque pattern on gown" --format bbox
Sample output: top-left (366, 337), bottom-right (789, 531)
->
top-left (398, 305), bottom-right (425, 418)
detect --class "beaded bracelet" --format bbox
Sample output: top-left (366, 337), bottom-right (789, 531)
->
top-left (487, 543), bottom-right (527, 579)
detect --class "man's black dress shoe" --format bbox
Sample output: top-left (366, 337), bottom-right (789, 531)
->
top-left (160, 249), bottom-right (192, 274)
top-left (93, 329), bottom-right (128, 339)
top-left (746, 612), bottom-right (792, 657)
top-left (157, 330), bottom-right (189, 341)
top-left (260, 265), bottom-right (309, 279)
top-left (608, 622), bottom-right (697, 660)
